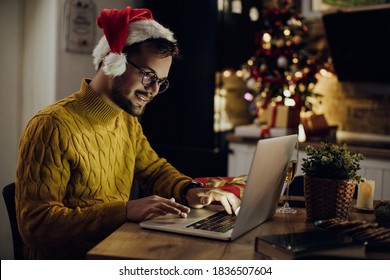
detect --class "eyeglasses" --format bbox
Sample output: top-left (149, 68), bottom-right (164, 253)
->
top-left (127, 60), bottom-right (170, 93)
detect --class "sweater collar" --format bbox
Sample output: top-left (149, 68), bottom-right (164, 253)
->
top-left (77, 79), bottom-right (122, 124)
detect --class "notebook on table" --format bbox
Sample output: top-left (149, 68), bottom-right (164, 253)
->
top-left (255, 229), bottom-right (366, 260)
top-left (140, 134), bottom-right (298, 241)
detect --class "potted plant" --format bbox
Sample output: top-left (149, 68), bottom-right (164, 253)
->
top-left (301, 142), bottom-right (364, 222)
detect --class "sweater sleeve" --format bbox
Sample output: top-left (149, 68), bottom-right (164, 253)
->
top-left (16, 115), bottom-right (127, 248)
top-left (132, 119), bottom-right (192, 203)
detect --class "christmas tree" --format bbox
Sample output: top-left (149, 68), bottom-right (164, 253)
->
top-left (242, 0), bottom-right (324, 126)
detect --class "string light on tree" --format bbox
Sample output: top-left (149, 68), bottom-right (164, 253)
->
top-left (241, 0), bottom-right (327, 124)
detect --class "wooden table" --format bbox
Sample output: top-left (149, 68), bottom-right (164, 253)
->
top-left (87, 206), bottom-right (384, 260)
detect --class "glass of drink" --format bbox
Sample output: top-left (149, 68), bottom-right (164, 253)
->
top-left (276, 140), bottom-right (299, 214)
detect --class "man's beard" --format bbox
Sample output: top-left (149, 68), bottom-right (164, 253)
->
top-left (111, 83), bottom-right (152, 116)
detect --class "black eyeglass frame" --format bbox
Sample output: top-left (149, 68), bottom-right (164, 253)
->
top-left (127, 60), bottom-right (170, 93)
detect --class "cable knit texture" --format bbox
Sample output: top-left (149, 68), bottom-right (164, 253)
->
top-left (16, 79), bottom-right (192, 259)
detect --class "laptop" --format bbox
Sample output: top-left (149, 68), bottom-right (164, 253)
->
top-left (140, 134), bottom-right (298, 241)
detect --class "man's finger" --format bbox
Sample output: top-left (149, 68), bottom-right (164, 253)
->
top-left (200, 195), bottom-right (211, 206)
top-left (219, 196), bottom-right (233, 214)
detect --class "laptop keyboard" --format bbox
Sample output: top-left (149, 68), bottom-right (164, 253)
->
top-left (186, 211), bottom-right (236, 233)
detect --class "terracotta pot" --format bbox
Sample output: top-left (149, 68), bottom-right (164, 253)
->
top-left (304, 175), bottom-right (356, 223)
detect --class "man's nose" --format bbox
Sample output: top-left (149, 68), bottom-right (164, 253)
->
top-left (146, 83), bottom-right (160, 97)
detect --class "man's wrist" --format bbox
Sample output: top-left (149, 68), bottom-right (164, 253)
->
top-left (180, 180), bottom-right (204, 205)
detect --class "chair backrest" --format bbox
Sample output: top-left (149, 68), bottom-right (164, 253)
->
top-left (2, 182), bottom-right (24, 259)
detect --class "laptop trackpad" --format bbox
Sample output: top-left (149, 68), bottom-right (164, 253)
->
top-left (141, 205), bottom-right (224, 225)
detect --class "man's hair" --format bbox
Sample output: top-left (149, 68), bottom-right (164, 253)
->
top-left (123, 38), bottom-right (180, 59)
top-left (96, 38), bottom-right (180, 70)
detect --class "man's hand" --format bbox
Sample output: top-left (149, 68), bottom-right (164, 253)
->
top-left (126, 195), bottom-right (190, 222)
top-left (185, 187), bottom-right (241, 215)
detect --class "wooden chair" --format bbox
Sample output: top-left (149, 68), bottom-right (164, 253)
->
top-left (2, 182), bottom-right (24, 259)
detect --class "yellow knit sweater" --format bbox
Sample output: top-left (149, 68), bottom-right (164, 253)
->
top-left (16, 79), bottom-right (192, 259)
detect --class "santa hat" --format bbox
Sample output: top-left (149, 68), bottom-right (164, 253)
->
top-left (92, 6), bottom-right (176, 77)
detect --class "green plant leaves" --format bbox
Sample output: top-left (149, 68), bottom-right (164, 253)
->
top-left (301, 142), bottom-right (364, 180)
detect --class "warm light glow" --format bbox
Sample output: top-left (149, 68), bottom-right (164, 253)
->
top-left (262, 32), bottom-right (272, 50)
top-left (244, 92), bottom-right (254, 101)
top-left (284, 98), bottom-right (296, 106)
top-left (306, 96), bottom-right (316, 105)
top-left (219, 88), bottom-right (227, 96)
top-left (247, 59), bottom-right (254, 66)
top-left (223, 70), bottom-right (232, 78)
top-left (249, 6), bottom-right (259, 21)
top-left (246, 78), bottom-right (256, 89)
top-left (294, 71), bottom-right (303, 78)
top-left (298, 124), bottom-right (306, 142)
top-left (231, 0), bottom-right (242, 14)
top-left (243, 71), bottom-right (251, 80)
top-left (217, 0), bottom-right (224, 12)
top-left (263, 42), bottom-right (271, 50)
top-left (287, 17), bottom-right (302, 27)
top-left (283, 89), bottom-right (291, 97)
top-left (357, 180), bottom-right (375, 209)
top-left (262, 32), bottom-right (271, 42)
top-left (292, 57), bottom-right (299, 64)
top-left (283, 29), bottom-right (291, 36)
top-left (236, 70), bottom-right (243, 77)
top-left (319, 68), bottom-right (333, 77)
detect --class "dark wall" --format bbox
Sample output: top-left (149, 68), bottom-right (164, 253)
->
top-left (323, 6), bottom-right (390, 84)
top-left (140, 0), bottom-right (260, 177)
top-left (216, 0), bottom-right (262, 70)
top-left (142, 0), bottom-right (216, 149)
top-left (140, 0), bottom-right (221, 178)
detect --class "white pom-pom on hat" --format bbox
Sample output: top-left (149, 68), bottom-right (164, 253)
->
top-left (93, 6), bottom-right (176, 77)
top-left (102, 53), bottom-right (127, 77)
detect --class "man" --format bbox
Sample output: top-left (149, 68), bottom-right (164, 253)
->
top-left (15, 6), bottom-right (240, 259)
